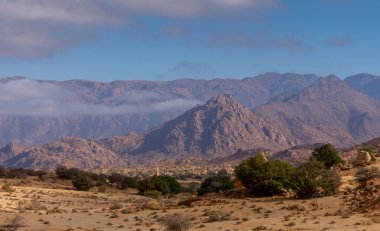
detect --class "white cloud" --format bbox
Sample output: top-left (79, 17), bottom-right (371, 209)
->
top-left (0, 79), bottom-right (202, 116)
top-left (0, 0), bottom-right (282, 58)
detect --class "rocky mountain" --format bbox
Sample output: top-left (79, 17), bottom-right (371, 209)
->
top-left (254, 75), bottom-right (380, 147)
top-left (3, 138), bottom-right (124, 170)
top-left (0, 73), bottom-right (318, 147)
top-left (0, 94), bottom-right (296, 169)
top-left (125, 94), bottom-right (293, 161)
top-left (0, 143), bottom-right (25, 164)
top-left (345, 73), bottom-right (380, 100)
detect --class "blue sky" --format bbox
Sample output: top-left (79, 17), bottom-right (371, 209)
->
top-left (0, 0), bottom-right (379, 82)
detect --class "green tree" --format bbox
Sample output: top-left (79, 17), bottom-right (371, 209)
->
top-left (72, 174), bottom-right (93, 191)
top-left (311, 144), bottom-right (344, 168)
top-left (197, 175), bottom-right (233, 196)
top-left (235, 155), bottom-right (295, 197)
top-left (290, 160), bottom-right (341, 199)
top-left (120, 176), bottom-right (138, 189)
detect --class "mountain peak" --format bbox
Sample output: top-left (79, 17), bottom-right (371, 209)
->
top-left (0, 142), bottom-right (24, 154)
top-left (208, 94), bottom-right (239, 105)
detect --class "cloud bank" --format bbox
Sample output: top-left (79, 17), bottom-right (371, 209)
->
top-left (0, 79), bottom-right (202, 116)
top-left (0, 0), bottom-right (282, 59)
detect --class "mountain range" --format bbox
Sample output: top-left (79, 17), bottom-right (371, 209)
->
top-left (1, 73), bottom-right (380, 169)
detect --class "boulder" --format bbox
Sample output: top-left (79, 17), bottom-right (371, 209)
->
top-left (354, 151), bottom-right (373, 166)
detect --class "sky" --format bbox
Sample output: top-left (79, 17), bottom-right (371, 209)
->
top-left (0, 0), bottom-right (379, 82)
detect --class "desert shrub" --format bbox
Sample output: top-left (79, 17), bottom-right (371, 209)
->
top-left (138, 178), bottom-right (156, 195)
top-left (120, 176), bottom-right (138, 189)
top-left (72, 173), bottom-right (93, 191)
top-left (6, 168), bottom-right (27, 179)
top-left (161, 213), bottom-right (191, 231)
top-left (1, 183), bottom-right (14, 192)
top-left (311, 144), bottom-right (344, 168)
top-left (145, 190), bottom-right (162, 199)
top-left (197, 175), bottom-right (233, 196)
top-left (2, 215), bottom-right (24, 230)
top-left (0, 166), bottom-right (5, 178)
top-left (290, 160), bottom-right (341, 199)
top-left (156, 176), bottom-right (182, 194)
top-left (359, 146), bottom-right (376, 153)
top-left (55, 166), bottom-right (81, 180)
top-left (138, 176), bottom-right (181, 195)
top-left (355, 166), bottom-right (380, 183)
top-left (35, 170), bottom-right (47, 181)
top-left (108, 173), bottom-right (125, 185)
top-left (235, 155), bottom-right (295, 197)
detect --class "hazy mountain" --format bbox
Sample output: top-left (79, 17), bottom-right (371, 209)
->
top-left (0, 73), bottom-right (318, 147)
top-left (345, 73), bottom-right (380, 100)
top-left (254, 75), bottom-right (380, 147)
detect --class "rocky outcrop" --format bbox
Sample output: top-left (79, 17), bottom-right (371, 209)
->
top-left (4, 137), bottom-right (125, 170)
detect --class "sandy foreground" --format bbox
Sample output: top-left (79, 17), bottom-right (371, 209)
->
top-left (0, 171), bottom-right (379, 231)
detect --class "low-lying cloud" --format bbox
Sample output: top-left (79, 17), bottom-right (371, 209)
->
top-left (0, 79), bottom-right (202, 116)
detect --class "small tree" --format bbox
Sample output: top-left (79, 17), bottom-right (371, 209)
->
top-left (120, 176), bottom-right (138, 189)
top-left (235, 155), bottom-right (295, 197)
top-left (311, 144), bottom-right (344, 168)
top-left (72, 174), bottom-right (93, 191)
top-left (197, 175), bottom-right (233, 196)
top-left (290, 160), bottom-right (341, 199)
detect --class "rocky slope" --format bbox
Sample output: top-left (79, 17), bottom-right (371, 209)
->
top-left (3, 138), bottom-right (124, 170)
top-left (126, 94), bottom-right (294, 160)
top-left (254, 75), bottom-right (380, 147)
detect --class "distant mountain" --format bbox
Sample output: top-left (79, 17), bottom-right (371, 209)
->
top-left (0, 94), bottom-right (295, 169)
top-left (0, 73), bottom-right (319, 147)
top-left (254, 75), bottom-right (380, 147)
top-left (124, 94), bottom-right (293, 162)
top-left (345, 73), bottom-right (380, 100)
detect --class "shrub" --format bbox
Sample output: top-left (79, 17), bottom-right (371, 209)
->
top-left (1, 183), bottom-right (14, 192)
top-left (157, 176), bottom-right (182, 194)
top-left (161, 213), bottom-right (191, 231)
top-left (108, 173), bottom-right (125, 186)
top-left (72, 174), bottom-right (93, 191)
top-left (138, 176), bottom-right (181, 196)
top-left (290, 160), bottom-right (341, 199)
top-left (235, 155), bottom-right (295, 197)
top-left (355, 166), bottom-right (380, 183)
top-left (359, 146), bottom-right (376, 153)
top-left (55, 166), bottom-right (81, 180)
top-left (311, 144), bottom-right (344, 168)
top-left (120, 176), bottom-right (138, 189)
top-left (197, 175), bottom-right (233, 196)
top-left (2, 215), bottom-right (24, 229)
top-left (145, 190), bottom-right (162, 199)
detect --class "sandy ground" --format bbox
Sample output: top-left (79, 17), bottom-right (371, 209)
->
top-left (1, 176), bottom-right (379, 231)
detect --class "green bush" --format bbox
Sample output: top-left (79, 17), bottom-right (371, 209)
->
top-left (235, 155), bottom-right (295, 197)
top-left (72, 174), bottom-right (93, 191)
top-left (156, 176), bottom-right (182, 194)
top-left (145, 190), bottom-right (162, 199)
top-left (311, 144), bottom-right (344, 168)
top-left (138, 176), bottom-right (181, 195)
top-left (120, 176), bottom-right (138, 189)
top-left (290, 160), bottom-right (341, 199)
top-left (197, 175), bottom-right (233, 196)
